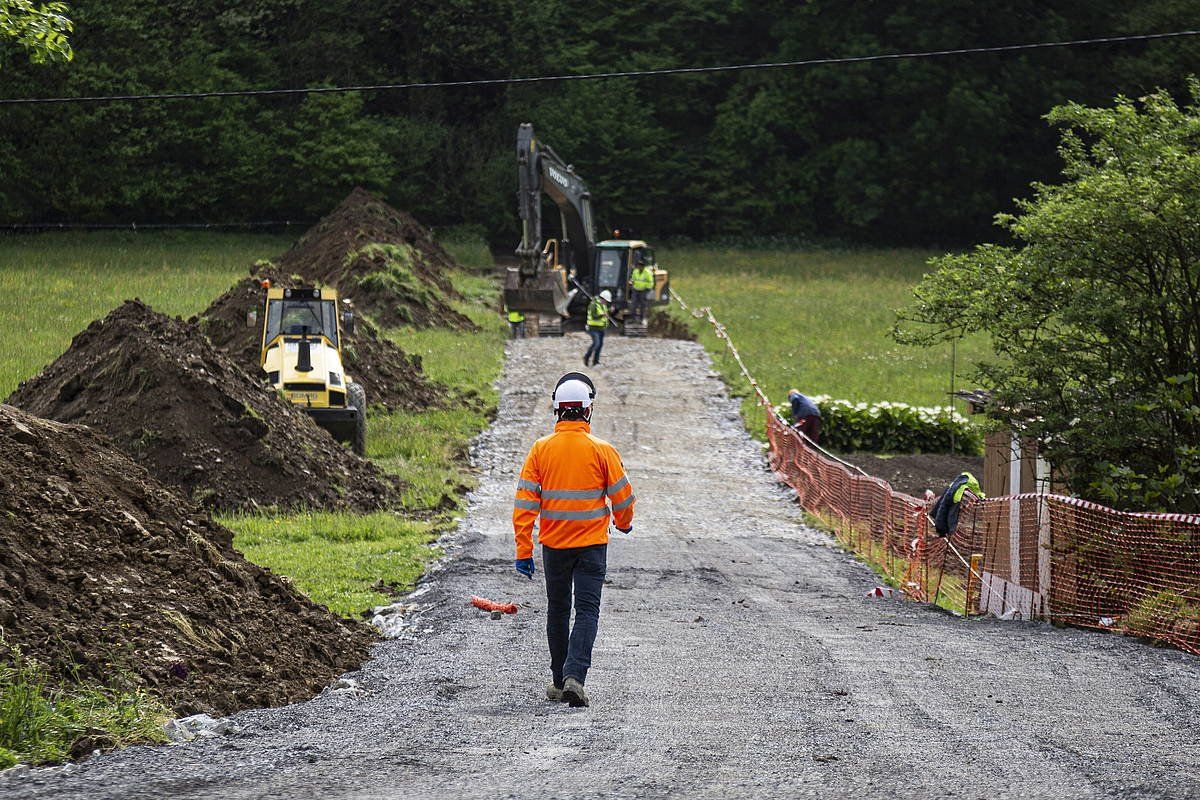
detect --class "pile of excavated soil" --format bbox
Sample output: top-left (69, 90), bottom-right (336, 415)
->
top-left (647, 309), bottom-right (697, 341)
top-left (0, 404), bottom-right (374, 717)
top-left (7, 301), bottom-right (399, 512)
top-left (841, 452), bottom-right (985, 498)
top-left (276, 188), bottom-right (477, 331)
top-left (197, 271), bottom-right (443, 412)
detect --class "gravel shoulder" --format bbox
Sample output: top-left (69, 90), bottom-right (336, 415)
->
top-left (7, 336), bottom-right (1200, 800)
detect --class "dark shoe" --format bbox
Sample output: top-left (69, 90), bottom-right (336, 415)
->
top-left (583, 355), bottom-right (590, 366)
top-left (561, 676), bottom-right (589, 707)
top-left (546, 682), bottom-right (565, 702)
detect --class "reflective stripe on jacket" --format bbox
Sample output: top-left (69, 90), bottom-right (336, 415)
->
top-left (586, 298), bottom-right (608, 329)
top-left (513, 419), bottom-right (635, 558)
top-left (631, 267), bottom-right (654, 291)
top-left (508, 309), bottom-right (525, 323)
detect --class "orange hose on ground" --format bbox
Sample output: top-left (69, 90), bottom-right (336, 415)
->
top-left (470, 595), bottom-right (518, 614)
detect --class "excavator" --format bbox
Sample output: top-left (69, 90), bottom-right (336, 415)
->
top-left (504, 122), bottom-right (669, 336)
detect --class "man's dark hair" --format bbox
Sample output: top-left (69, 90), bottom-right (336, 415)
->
top-left (556, 405), bottom-right (591, 422)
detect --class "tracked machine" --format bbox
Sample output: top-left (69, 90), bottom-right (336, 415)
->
top-left (259, 284), bottom-right (367, 454)
top-left (504, 123), bottom-right (670, 336)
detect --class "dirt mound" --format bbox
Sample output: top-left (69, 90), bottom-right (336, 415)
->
top-left (0, 404), bottom-right (374, 716)
top-left (7, 300), bottom-right (399, 512)
top-left (197, 271), bottom-right (443, 412)
top-left (647, 310), bottom-right (697, 341)
top-left (277, 188), bottom-right (477, 331)
top-left (841, 452), bottom-right (984, 498)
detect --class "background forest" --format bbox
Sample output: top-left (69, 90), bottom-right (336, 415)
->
top-left (2, 0), bottom-right (1200, 244)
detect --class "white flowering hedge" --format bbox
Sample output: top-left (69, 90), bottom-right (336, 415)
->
top-left (775, 396), bottom-right (983, 455)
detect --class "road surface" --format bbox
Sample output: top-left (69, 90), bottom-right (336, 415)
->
top-left (6, 335), bottom-right (1200, 799)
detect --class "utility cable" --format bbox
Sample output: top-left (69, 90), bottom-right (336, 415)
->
top-left (0, 221), bottom-right (307, 230)
top-left (1, 29), bottom-right (1196, 106)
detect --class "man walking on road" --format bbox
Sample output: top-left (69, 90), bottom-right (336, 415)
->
top-left (512, 372), bottom-right (635, 707)
top-left (583, 290), bottom-right (612, 366)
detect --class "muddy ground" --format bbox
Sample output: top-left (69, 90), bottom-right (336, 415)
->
top-left (0, 405), bottom-right (374, 719)
top-left (7, 336), bottom-right (1200, 799)
top-left (275, 188), bottom-right (476, 331)
top-left (839, 451), bottom-right (984, 497)
top-left (7, 300), bottom-right (398, 512)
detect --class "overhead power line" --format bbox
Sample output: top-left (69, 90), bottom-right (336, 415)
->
top-left (1, 29), bottom-right (1197, 106)
top-left (0, 221), bottom-right (307, 231)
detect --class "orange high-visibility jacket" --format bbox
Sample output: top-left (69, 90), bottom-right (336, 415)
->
top-left (513, 420), bottom-right (635, 559)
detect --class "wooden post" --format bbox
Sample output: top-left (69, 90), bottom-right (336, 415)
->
top-left (1036, 452), bottom-right (1052, 618)
top-left (966, 553), bottom-right (983, 616)
top-left (1008, 433), bottom-right (1022, 584)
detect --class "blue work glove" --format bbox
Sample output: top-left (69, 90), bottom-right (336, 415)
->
top-left (514, 558), bottom-right (535, 579)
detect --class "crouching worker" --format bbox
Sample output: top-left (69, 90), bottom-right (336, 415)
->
top-left (512, 372), bottom-right (635, 707)
top-left (788, 389), bottom-right (822, 444)
top-left (929, 471), bottom-right (984, 536)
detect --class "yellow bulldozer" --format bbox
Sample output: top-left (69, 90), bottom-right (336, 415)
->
top-left (259, 283), bottom-right (366, 454)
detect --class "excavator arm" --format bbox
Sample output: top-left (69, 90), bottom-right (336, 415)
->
top-left (507, 123), bottom-right (596, 315)
top-left (516, 123), bottom-right (596, 279)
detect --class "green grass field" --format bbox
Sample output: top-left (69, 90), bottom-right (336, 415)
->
top-left (659, 246), bottom-right (988, 429)
top-left (0, 232), bottom-right (290, 396)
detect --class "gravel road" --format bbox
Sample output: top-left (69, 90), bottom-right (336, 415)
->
top-left (6, 335), bottom-right (1200, 799)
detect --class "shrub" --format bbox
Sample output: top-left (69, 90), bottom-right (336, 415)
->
top-left (777, 396), bottom-right (982, 455)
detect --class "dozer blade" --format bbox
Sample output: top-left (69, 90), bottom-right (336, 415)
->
top-left (503, 267), bottom-right (569, 316)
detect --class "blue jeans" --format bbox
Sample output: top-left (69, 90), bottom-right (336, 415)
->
top-left (585, 328), bottom-right (605, 364)
top-left (630, 289), bottom-right (649, 321)
top-left (542, 543), bottom-right (607, 686)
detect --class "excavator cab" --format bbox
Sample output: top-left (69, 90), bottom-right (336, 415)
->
top-left (594, 240), bottom-right (671, 309)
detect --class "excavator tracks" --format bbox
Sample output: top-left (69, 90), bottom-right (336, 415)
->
top-left (535, 314), bottom-right (564, 337)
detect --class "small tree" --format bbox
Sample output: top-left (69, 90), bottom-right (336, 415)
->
top-left (895, 82), bottom-right (1200, 512)
top-left (0, 0), bottom-right (72, 69)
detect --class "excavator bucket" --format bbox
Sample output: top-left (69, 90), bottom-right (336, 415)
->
top-left (503, 267), bottom-right (570, 316)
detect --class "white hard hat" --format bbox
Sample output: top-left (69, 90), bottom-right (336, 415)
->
top-left (553, 379), bottom-right (593, 409)
top-left (599, 290), bottom-right (612, 302)
top-left (552, 372), bottom-right (595, 410)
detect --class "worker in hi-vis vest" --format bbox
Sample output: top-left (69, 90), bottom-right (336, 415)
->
top-left (512, 372), bottom-right (635, 707)
top-left (583, 290), bottom-right (611, 367)
top-left (629, 261), bottom-right (654, 322)
top-left (507, 306), bottom-right (526, 339)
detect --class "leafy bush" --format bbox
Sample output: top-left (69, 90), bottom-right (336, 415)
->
top-left (777, 396), bottom-right (982, 455)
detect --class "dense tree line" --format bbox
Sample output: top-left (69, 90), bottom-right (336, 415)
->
top-left (1, 0), bottom-right (1198, 244)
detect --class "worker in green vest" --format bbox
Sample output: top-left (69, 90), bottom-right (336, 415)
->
top-left (507, 306), bottom-right (526, 339)
top-left (583, 290), bottom-right (612, 366)
top-left (629, 260), bottom-right (654, 323)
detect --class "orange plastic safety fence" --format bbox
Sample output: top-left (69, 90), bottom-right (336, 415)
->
top-left (767, 409), bottom-right (1200, 655)
top-left (672, 287), bottom-right (1200, 656)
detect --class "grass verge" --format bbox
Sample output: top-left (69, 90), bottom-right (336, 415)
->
top-left (0, 646), bottom-right (170, 768)
top-left (218, 512), bottom-right (440, 617)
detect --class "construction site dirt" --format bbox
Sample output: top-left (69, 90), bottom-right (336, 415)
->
top-left (7, 300), bottom-right (399, 513)
top-left (9, 335), bottom-right (1199, 800)
top-left (274, 188), bottom-right (478, 331)
top-left (839, 451), bottom-right (985, 498)
top-left (0, 404), bottom-right (374, 719)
